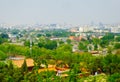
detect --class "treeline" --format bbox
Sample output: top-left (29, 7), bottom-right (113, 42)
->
top-left (37, 29), bottom-right (75, 37)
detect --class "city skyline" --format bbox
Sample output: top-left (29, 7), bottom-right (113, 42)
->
top-left (0, 0), bottom-right (120, 25)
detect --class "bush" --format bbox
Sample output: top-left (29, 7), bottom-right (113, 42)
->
top-left (108, 73), bottom-right (120, 82)
top-left (0, 50), bottom-right (7, 60)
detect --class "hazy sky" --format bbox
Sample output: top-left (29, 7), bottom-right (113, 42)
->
top-left (0, 0), bottom-right (120, 24)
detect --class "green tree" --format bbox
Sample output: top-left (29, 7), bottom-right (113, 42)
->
top-left (66, 39), bottom-right (71, 44)
top-left (0, 33), bottom-right (9, 39)
top-left (102, 33), bottom-right (114, 41)
top-left (69, 63), bottom-right (80, 82)
top-left (38, 39), bottom-right (57, 50)
top-left (21, 59), bottom-right (28, 73)
top-left (24, 40), bottom-right (34, 47)
top-left (115, 36), bottom-right (120, 42)
top-left (92, 38), bottom-right (100, 50)
top-left (11, 29), bottom-right (20, 35)
top-left (100, 33), bottom-right (114, 48)
top-left (0, 50), bottom-right (7, 60)
top-left (44, 40), bottom-right (57, 50)
top-left (100, 40), bottom-right (109, 48)
top-left (46, 33), bottom-right (51, 37)
top-left (37, 34), bottom-right (42, 37)
top-left (108, 73), bottom-right (120, 82)
top-left (0, 37), bottom-right (3, 44)
top-left (102, 54), bottom-right (120, 74)
top-left (114, 43), bottom-right (120, 49)
top-left (78, 41), bottom-right (89, 51)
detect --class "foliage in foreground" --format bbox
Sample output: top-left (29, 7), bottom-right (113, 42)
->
top-left (0, 42), bottom-right (120, 81)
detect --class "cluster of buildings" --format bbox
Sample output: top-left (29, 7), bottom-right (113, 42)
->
top-left (1, 23), bottom-right (120, 34)
top-left (0, 23), bottom-right (72, 30)
top-left (70, 24), bottom-right (120, 34)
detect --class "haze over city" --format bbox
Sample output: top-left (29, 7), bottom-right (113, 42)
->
top-left (0, 0), bottom-right (120, 25)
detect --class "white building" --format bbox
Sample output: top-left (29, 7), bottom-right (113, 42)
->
top-left (111, 26), bottom-right (120, 33)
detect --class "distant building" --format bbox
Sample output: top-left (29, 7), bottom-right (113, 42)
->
top-left (69, 36), bottom-right (82, 41)
top-left (70, 27), bottom-right (79, 32)
top-left (79, 26), bottom-right (94, 33)
top-left (9, 35), bottom-right (17, 43)
top-left (111, 26), bottom-right (120, 33)
top-left (94, 28), bottom-right (111, 33)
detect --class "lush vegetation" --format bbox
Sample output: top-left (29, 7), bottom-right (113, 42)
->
top-left (0, 33), bottom-right (9, 44)
top-left (0, 32), bottom-right (120, 81)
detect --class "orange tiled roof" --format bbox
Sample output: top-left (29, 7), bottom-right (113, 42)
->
top-left (12, 58), bottom-right (34, 68)
top-left (38, 67), bottom-right (57, 73)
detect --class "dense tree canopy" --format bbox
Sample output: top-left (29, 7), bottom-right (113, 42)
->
top-left (0, 32), bottom-right (120, 81)
top-left (0, 50), bottom-right (7, 60)
top-left (78, 41), bottom-right (89, 51)
top-left (115, 36), bottom-right (120, 42)
top-left (100, 33), bottom-right (115, 48)
top-left (38, 38), bottom-right (57, 50)
top-left (0, 33), bottom-right (9, 44)
top-left (114, 43), bottom-right (120, 49)
top-left (0, 33), bottom-right (9, 39)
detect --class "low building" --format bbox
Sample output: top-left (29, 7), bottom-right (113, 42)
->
top-left (69, 36), bottom-right (82, 41)
top-left (9, 56), bottom-right (34, 71)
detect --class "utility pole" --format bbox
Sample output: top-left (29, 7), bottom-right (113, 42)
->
top-left (30, 34), bottom-right (32, 56)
